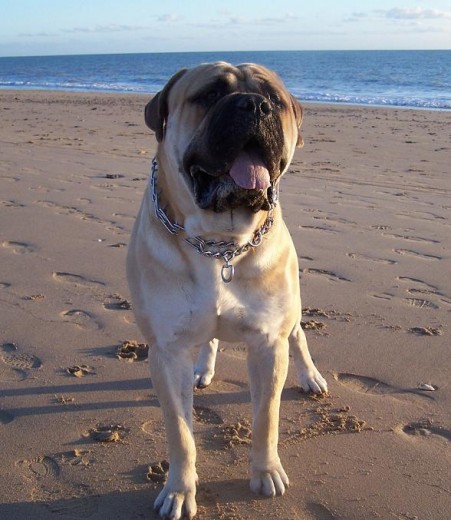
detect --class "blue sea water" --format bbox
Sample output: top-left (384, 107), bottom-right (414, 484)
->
top-left (0, 50), bottom-right (450, 110)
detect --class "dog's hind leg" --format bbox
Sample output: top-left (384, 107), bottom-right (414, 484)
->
top-left (289, 322), bottom-right (328, 394)
top-left (150, 345), bottom-right (198, 520)
top-left (247, 338), bottom-right (290, 497)
top-left (193, 338), bottom-right (218, 388)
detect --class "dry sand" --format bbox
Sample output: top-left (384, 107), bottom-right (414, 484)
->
top-left (0, 90), bottom-right (449, 519)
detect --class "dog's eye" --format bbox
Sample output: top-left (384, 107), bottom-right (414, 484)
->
top-left (191, 89), bottom-right (222, 108)
top-left (267, 92), bottom-right (283, 108)
top-left (205, 90), bottom-right (221, 104)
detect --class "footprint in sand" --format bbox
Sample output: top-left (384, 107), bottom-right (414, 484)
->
top-left (116, 340), bottom-right (148, 362)
top-left (0, 200), bottom-right (24, 208)
top-left (301, 268), bottom-right (350, 283)
top-left (141, 420), bottom-right (166, 439)
top-left (394, 249), bottom-right (441, 261)
top-left (112, 212), bottom-right (135, 220)
top-left (333, 373), bottom-right (433, 401)
top-left (0, 343), bottom-right (42, 382)
top-left (0, 362), bottom-right (27, 382)
top-left (0, 409), bottom-right (14, 425)
top-left (103, 294), bottom-right (132, 311)
top-left (396, 211), bottom-right (446, 223)
top-left (347, 252), bottom-right (396, 265)
top-left (384, 233), bottom-right (440, 245)
top-left (52, 272), bottom-right (105, 290)
top-left (88, 423), bottom-right (129, 443)
top-left (397, 276), bottom-right (439, 293)
top-left (371, 293), bottom-right (439, 309)
top-left (405, 298), bottom-right (439, 310)
top-left (1, 351), bottom-right (42, 369)
top-left (147, 460), bottom-right (170, 484)
top-left (193, 406), bottom-right (224, 425)
top-left (77, 197), bottom-right (92, 204)
top-left (408, 326), bottom-right (443, 336)
top-left (16, 456), bottom-right (65, 503)
top-left (17, 454), bottom-right (98, 516)
top-left (398, 276), bottom-right (451, 306)
top-left (307, 502), bottom-right (337, 520)
top-left (222, 420), bottom-right (252, 448)
top-left (61, 309), bottom-right (102, 330)
top-left (16, 455), bottom-right (61, 481)
top-left (1, 240), bottom-right (35, 255)
top-left (333, 373), bottom-right (395, 396)
top-left (300, 225), bottom-right (337, 235)
top-left (405, 298), bottom-right (440, 310)
top-left (36, 200), bottom-right (94, 222)
top-left (314, 215), bottom-right (357, 226)
top-left (400, 420), bottom-right (451, 442)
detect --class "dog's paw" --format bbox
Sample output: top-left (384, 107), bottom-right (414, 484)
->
top-left (193, 339), bottom-right (218, 389)
top-left (298, 367), bottom-right (328, 394)
top-left (250, 465), bottom-right (289, 497)
top-left (154, 482), bottom-right (197, 520)
top-left (193, 368), bottom-right (214, 389)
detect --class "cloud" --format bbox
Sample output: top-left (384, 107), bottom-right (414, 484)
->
top-left (157, 14), bottom-right (182, 23)
top-left (405, 24), bottom-right (450, 34)
top-left (343, 12), bottom-right (368, 23)
top-left (18, 32), bottom-right (56, 38)
top-left (383, 7), bottom-right (451, 20)
top-left (259, 13), bottom-right (299, 24)
top-left (63, 24), bottom-right (149, 34)
top-left (344, 7), bottom-right (451, 25)
top-left (189, 12), bottom-right (298, 31)
top-left (248, 13), bottom-right (298, 25)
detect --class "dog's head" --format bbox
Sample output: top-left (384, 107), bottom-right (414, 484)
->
top-left (145, 62), bottom-right (303, 213)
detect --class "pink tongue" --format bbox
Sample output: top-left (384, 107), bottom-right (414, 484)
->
top-left (229, 151), bottom-right (270, 190)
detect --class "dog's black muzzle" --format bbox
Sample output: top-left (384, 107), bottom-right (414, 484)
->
top-left (183, 93), bottom-right (286, 212)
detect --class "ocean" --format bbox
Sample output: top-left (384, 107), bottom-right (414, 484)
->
top-left (0, 50), bottom-right (449, 110)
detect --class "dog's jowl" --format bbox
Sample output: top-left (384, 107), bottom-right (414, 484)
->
top-left (127, 62), bottom-right (328, 520)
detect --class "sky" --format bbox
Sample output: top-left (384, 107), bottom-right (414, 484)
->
top-left (0, 0), bottom-right (450, 57)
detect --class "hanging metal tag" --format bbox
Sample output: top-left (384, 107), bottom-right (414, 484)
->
top-left (221, 262), bottom-right (234, 283)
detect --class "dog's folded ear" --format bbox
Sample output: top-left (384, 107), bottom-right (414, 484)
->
top-left (290, 95), bottom-right (304, 148)
top-left (145, 68), bottom-right (188, 142)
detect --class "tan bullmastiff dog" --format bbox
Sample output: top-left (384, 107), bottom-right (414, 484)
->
top-left (127, 62), bottom-right (328, 519)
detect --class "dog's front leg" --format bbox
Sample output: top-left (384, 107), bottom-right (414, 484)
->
top-left (289, 323), bottom-right (328, 394)
top-left (247, 338), bottom-right (290, 497)
top-left (193, 338), bottom-right (218, 389)
top-left (150, 345), bottom-right (198, 520)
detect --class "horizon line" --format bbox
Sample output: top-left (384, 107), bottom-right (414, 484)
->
top-left (1, 48), bottom-right (449, 59)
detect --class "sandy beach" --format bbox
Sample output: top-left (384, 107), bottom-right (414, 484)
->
top-left (0, 90), bottom-right (449, 519)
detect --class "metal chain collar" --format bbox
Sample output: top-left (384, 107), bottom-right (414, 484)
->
top-left (148, 158), bottom-right (277, 283)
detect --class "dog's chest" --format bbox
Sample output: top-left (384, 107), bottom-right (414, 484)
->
top-left (209, 283), bottom-right (277, 343)
top-left (168, 279), bottom-right (272, 345)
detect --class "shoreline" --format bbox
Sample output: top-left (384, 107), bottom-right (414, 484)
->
top-left (1, 88), bottom-right (450, 112)
top-left (0, 89), bottom-right (449, 519)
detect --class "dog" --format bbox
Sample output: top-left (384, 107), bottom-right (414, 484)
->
top-left (127, 62), bottom-right (328, 519)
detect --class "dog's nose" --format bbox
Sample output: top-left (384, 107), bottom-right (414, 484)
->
top-left (237, 95), bottom-right (272, 117)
